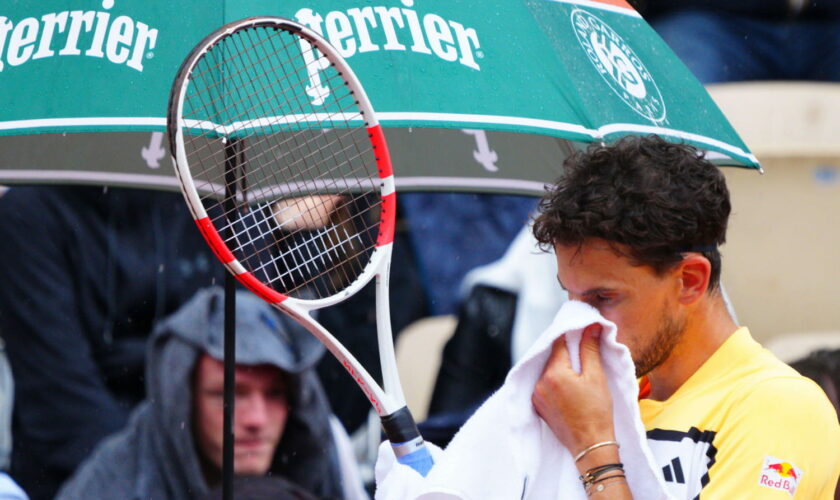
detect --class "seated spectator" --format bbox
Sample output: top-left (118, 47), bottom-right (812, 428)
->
top-left (790, 348), bottom-right (840, 499)
top-left (0, 342), bottom-right (27, 500)
top-left (635, 0), bottom-right (840, 83)
top-left (0, 186), bottom-right (222, 499)
top-left (56, 287), bottom-right (366, 500)
top-left (400, 193), bottom-right (536, 315)
top-left (790, 348), bottom-right (840, 418)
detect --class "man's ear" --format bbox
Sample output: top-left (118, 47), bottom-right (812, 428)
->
top-left (677, 254), bottom-right (711, 305)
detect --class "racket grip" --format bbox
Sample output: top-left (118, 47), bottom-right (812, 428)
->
top-left (381, 406), bottom-right (434, 476)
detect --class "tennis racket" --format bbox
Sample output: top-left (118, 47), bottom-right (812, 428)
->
top-left (167, 17), bottom-right (433, 475)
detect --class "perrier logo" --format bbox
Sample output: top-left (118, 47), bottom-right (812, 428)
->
top-left (294, 0), bottom-right (482, 106)
top-left (571, 8), bottom-right (665, 123)
top-left (0, 0), bottom-right (158, 73)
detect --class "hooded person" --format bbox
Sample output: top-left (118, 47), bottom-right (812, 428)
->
top-left (56, 287), bottom-right (366, 500)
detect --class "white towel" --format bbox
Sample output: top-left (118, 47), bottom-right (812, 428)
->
top-left (375, 301), bottom-right (672, 500)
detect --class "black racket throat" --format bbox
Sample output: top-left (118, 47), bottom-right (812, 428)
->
top-left (381, 406), bottom-right (425, 444)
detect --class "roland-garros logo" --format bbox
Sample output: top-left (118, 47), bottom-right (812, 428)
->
top-left (0, 0), bottom-right (158, 73)
top-left (571, 8), bottom-right (665, 123)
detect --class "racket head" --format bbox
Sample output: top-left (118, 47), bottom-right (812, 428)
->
top-left (167, 17), bottom-right (396, 310)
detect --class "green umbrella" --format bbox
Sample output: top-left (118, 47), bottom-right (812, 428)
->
top-left (0, 0), bottom-right (759, 195)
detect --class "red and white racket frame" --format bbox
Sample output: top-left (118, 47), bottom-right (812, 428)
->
top-left (169, 17), bottom-right (403, 418)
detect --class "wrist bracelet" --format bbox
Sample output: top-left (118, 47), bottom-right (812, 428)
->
top-left (590, 473), bottom-right (626, 487)
top-left (580, 463), bottom-right (624, 488)
top-left (574, 440), bottom-right (619, 462)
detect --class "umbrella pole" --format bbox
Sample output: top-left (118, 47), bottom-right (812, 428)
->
top-left (222, 139), bottom-right (241, 500)
top-left (223, 272), bottom-right (235, 500)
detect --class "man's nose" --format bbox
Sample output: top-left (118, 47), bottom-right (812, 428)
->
top-left (237, 393), bottom-right (269, 429)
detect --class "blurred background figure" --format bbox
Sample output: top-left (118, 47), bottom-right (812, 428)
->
top-left (0, 186), bottom-right (223, 499)
top-left (57, 287), bottom-right (367, 500)
top-left (0, 341), bottom-right (27, 500)
top-left (767, 333), bottom-right (840, 418)
top-left (633, 0), bottom-right (840, 83)
top-left (791, 348), bottom-right (840, 416)
top-left (400, 193), bottom-right (536, 316)
top-left (772, 341), bottom-right (840, 499)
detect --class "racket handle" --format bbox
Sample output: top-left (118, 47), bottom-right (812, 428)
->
top-left (381, 406), bottom-right (435, 476)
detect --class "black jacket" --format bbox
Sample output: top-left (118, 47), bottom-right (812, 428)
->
top-left (0, 186), bottom-right (223, 500)
top-left (423, 285), bottom-right (516, 447)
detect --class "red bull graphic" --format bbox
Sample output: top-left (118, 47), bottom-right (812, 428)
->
top-left (759, 456), bottom-right (802, 497)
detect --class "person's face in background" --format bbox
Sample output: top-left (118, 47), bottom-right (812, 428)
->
top-left (193, 354), bottom-right (290, 476)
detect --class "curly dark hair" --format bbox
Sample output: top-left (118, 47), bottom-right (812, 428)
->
top-left (532, 135), bottom-right (731, 291)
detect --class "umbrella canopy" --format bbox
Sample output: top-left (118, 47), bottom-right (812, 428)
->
top-left (0, 0), bottom-right (759, 194)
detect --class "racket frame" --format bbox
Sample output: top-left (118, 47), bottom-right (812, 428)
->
top-left (168, 17), bottom-right (405, 417)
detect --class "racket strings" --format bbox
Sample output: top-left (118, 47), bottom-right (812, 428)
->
top-left (194, 58), bottom-right (370, 205)
top-left (251, 221), bottom-right (356, 293)
top-left (189, 32), bottom-right (369, 200)
top-left (215, 196), bottom-right (371, 286)
top-left (184, 34), bottom-right (338, 186)
top-left (267, 203), bottom-right (380, 291)
top-left (226, 65), bottom-right (371, 203)
top-left (207, 178), bottom-right (379, 301)
top-left (189, 31), bottom-right (303, 131)
top-left (180, 23), bottom-right (383, 300)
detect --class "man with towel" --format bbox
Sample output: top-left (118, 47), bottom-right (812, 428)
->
top-left (531, 135), bottom-right (840, 498)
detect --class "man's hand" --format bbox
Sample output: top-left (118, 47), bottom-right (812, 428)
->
top-left (531, 324), bottom-right (615, 454)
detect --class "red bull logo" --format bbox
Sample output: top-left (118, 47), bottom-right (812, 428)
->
top-left (767, 462), bottom-right (798, 480)
top-left (759, 456), bottom-right (802, 497)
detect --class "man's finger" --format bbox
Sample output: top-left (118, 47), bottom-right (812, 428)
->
top-left (579, 323), bottom-right (603, 372)
top-left (545, 335), bottom-right (572, 371)
top-left (534, 337), bottom-right (573, 415)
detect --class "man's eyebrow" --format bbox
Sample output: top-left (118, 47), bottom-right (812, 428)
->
top-left (555, 277), bottom-right (614, 296)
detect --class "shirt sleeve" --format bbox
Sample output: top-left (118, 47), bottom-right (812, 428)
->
top-left (700, 376), bottom-right (840, 500)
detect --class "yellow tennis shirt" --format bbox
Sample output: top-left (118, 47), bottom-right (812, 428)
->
top-left (639, 327), bottom-right (840, 499)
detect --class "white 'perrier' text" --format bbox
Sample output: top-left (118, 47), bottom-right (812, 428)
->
top-left (0, 0), bottom-right (158, 73)
top-left (294, 2), bottom-right (482, 71)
